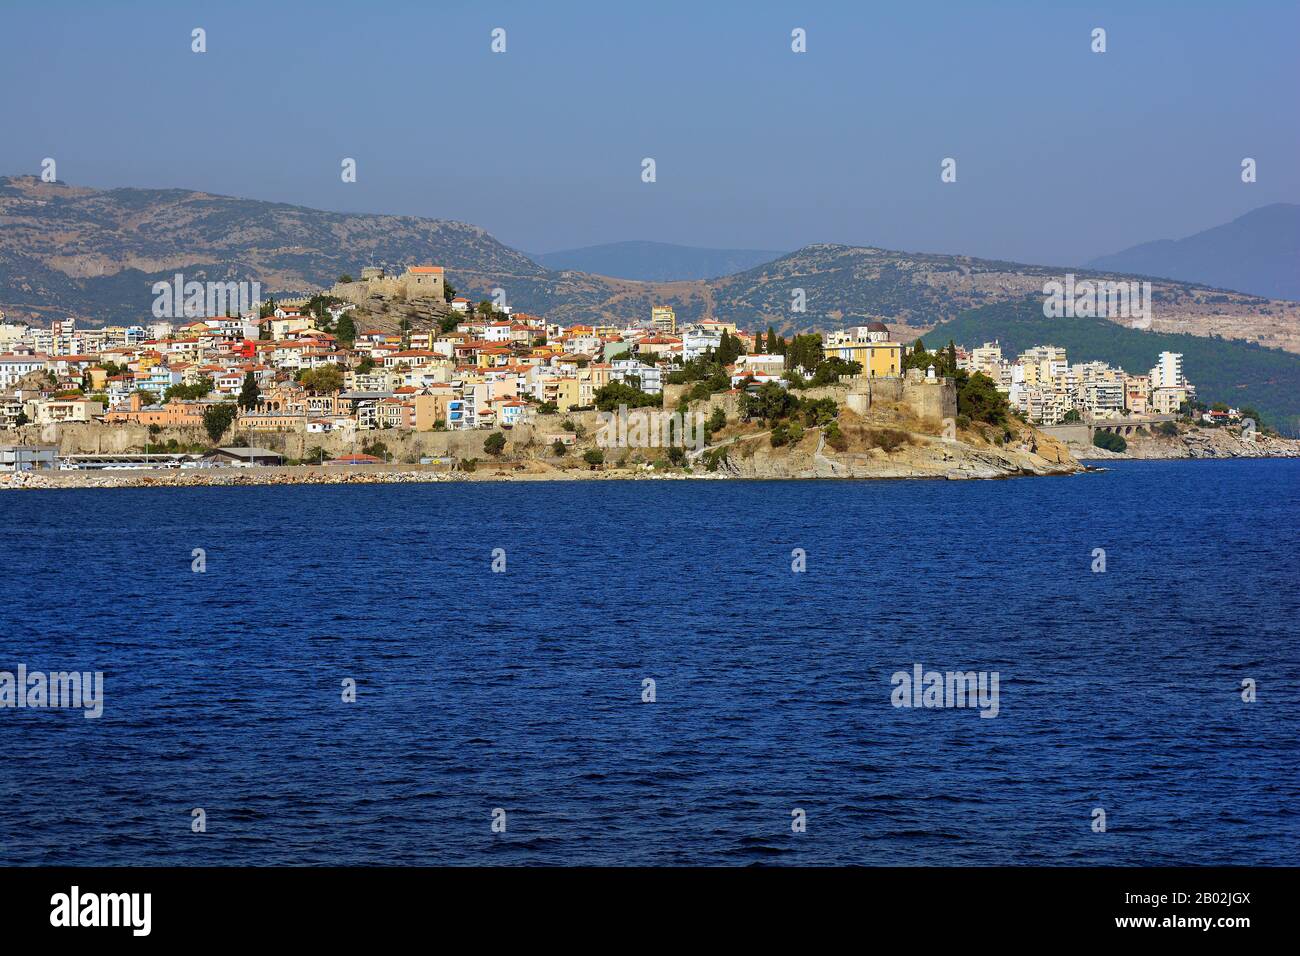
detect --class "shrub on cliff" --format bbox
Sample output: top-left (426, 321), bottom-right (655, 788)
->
top-left (1093, 431), bottom-right (1128, 453)
top-left (866, 428), bottom-right (911, 453)
top-left (824, 421), bottom-right (848, 452)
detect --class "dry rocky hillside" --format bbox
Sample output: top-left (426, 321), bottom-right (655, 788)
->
top-left (704, 408), bottom-right (1078, 480)
top-left (3, 175), bottom-right (1297, 354)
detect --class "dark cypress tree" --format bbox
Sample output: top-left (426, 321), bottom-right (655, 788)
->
top-left (238, 371), bottom-right (260, 410)
top-left (336, 313), bottom-right (356, 349)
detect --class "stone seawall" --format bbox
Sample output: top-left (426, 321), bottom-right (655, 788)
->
top-left (2, 417), bottom-right (587, 463)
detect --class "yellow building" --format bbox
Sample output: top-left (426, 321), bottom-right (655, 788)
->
top-left (546, 377), bottom-right (582, 412)
top-left (651, 307), bottom-right (677, 335)
top-left (823, 340), bottom-right (902, 378)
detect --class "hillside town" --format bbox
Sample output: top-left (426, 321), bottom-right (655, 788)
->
top-left (0, 263), bottom-right (1235, 475)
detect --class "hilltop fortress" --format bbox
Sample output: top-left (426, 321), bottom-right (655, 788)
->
top-left (330, 265), bottom-right (446, 307)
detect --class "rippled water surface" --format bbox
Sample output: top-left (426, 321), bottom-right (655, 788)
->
top-left (2, 459), bottom-right (1297, 865)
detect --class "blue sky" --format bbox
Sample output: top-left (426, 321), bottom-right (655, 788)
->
top-left (1, 0), bottom-right (1296, 265)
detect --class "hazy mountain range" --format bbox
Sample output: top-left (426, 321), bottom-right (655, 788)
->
top-left (1087, 203), bottom-right (1300, 302)
top-left (529, 241), bottom-right (786, 281)
top-left (1, 175), bottom-right (1297, 358)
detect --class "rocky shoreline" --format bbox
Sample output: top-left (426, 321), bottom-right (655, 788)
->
top-left (8, 424), bottom-right (1293, 491)
top-left (0, 462), bottom-right (1065, 490)
top-left (2, 429), bottom-right (1084, 490)
top-left (1067, 426), bottom-right (1300, 461)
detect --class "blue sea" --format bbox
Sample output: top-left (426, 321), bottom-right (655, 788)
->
top-left (1, 459), bottom-right (1297, 866)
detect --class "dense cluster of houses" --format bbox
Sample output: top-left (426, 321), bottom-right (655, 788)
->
top-left (0, 298), bottom-right (789, 440)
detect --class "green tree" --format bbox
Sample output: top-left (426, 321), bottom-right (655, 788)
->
top-left (715, 330), bottom-right (744, 366)
top-left (552, 439), bottom-right (567, 457)
top-left (582, 449), bottom-right (604, 466)
top-left (335, 313), bottom-right (356, 349)
top-left (903, 339), bottom-right (932, 372)
top-left (595, 381), bottom-right (659, 411)
top-left (741, 381), bottom-right (798, 423)
top-left (484, 432), bottom-right (507, 457)
top-left (955, 371), bottom-right (1009, 425)
top-left (705, 406), bottom-right (726, 436)
top-left (238, 371), bottom-right (260, 409)
top-left (203, 403), bottom-right (237, 443)
top-left (810, 357), bottom-right (861, 386)
top-left (801, 397), bottom-right (838, 426)
top-left (301, 365), bottom-right (344, 393)
top-left (786, 333), bottom-right (824, 373)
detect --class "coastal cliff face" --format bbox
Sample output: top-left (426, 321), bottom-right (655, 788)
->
top-left (1070, 426), bottom-right (1300, 461)
top-left (713, 424), bottom-right (1080, 481)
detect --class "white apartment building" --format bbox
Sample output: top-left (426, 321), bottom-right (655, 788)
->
top-left (681, 324), bottom-right (723, 361)
top-left (735, 353), bottom-right (786, 375)
top-left (609, 359), bottom-right (663, 395)
top-left (969, 341), bottom-right (1003, 375)
top-left (0, 354), bottom-right (49, 389)
top-left (1150, 351), bottom-right (1184, 388)
top-left (1083, 379), bottom-right (1125, 418)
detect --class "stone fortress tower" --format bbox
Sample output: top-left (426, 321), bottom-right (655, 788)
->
top-left (330, 265), bottom-right (445, 307)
